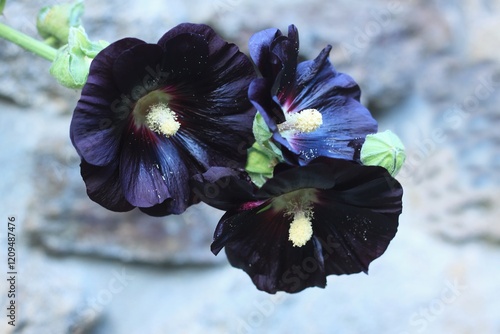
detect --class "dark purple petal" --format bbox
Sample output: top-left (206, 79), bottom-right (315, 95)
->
top-left (277, 98), bottom-right (378, 164)
top-left (313, 203), bottom-right (398, 275)
top-left (209, 157), bottom-right (402, 293)
top-left (191, 167), bottom-right (259, 211)
top-left (158, 23), bottom-right (226, 60)
top-left (70, 38), bottom-right (145, 166)
top-left (139, 191), bottom-right (200, 216)
top-left (112, 43), bottom-right (164, 96)
top-left (119, 125), bottom-right (194, 213)
top-left (249, 28), bottom-right (282, 78)
top-left (262, 44), bottom-right (376, 164)
top-left (261, 158), bottom-right (401, 202)
top-left (160, 33), bottom-right (209, 80)
top-left (248, 25), bottom-right (377, 166)
top-left (175, 107), bottom-right (255, 168)
top-left (159, 23), bottom-right (252, 85)
top-left (290, 46), bottom-right (362, 109)
top-left (270, 25), bottom-right (299, 101)
top-left (164, 52), bottom-right (255, 119)
top-left (258, 159), bottom-right (338, 197)
top-left (312, 160), bottom-right (402, 274)
top-left (80, 159), bottom-right (134, 212)
top-left (249, 78), bottom-right (285, 126)
top-left (212, 204), bottom-right (327, 293)
top-left (138, 201), bottom-right (175, 216)
top-left (72, 23), bottom-right (256, 216)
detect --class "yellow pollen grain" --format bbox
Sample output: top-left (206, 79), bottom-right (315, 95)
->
top-left (288, 211), bottom-right (313, 247)
top-left (278, 108), bottom-right (323, 134)
top-left (294, 109), bottom-right (323, 133)
top-left (145, 103), bottom-right (180, 137)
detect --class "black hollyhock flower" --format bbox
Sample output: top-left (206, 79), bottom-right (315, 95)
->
top-left (70, 23), bottom-right (256, 216)
top-left (192, 158), bottom-right (403, 293)
top-left (248, 25), bottom-right (377, 165)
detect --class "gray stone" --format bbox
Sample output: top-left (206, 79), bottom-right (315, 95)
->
top-left (0, 255), bottom-right (98, 334)
top-left (1, 0), bottom-right (500, 333)
top-left (25, 135), bottom-right (225, 266)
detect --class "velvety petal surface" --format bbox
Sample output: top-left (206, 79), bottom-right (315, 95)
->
top-left (174, 107), bottom-right (255, 168)
top-left (271, 46), bottom-right (377, 164)
top-left (248, 28), bottom-right (282, 78)
top-left (270, 25), bottom-right (300, 102)
top-left (249, 78), bottom-right (285, 127)
top-left (112, 43), bottom-right (164, 97)
top-left (286, 46), bottom-right (362, 109)
top-left (80, 159), bottom-right (134, 212)
top-left (276, 97), bottom-right (378, 164)
top-left (212, 203), bottom-right (327, 293)
top-left (311, 161), bottom-right (402, 274)
top-left (70, 38), bottom-right (145, 166)
top-left (210, 158), bottom-right (403, 293)
top-left (312, 201), bottom-right (398, 275)
top-left (191, 167), bottom-right (259, 211)
top-left (248, 25), bottom-right (377, 165)
top-left (72, 23), bottom-right (256, 216)
top-left (156, 23), bottom-right (257, 168)
top-left (119, 124), bottom-right (196, 213)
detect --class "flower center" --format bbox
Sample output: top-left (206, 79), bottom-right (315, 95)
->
top-left (278, 108), bottom-right (323, 134)
top-left (144, 103), bottom-right (180, 137)
top-left (288, 210), bottom-right (314, 247)
top-left (272, 188), bottom-right (317, 248)
top-left (132, 90), bottom-right (180, 137)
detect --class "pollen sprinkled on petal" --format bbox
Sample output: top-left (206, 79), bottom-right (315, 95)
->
top-left (288, 210), bottom-right (313, 247)
top-left (278, 108), bottom-right (323, 134)
top-left (145, 103), bottom-right (180, 137)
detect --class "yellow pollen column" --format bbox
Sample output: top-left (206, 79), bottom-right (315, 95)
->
top-left (288, 211), bottom-right (314, 247)
top-left (278, 108), bottom-right (323, 134)
top-left (145, 103), bottom-right (180, 137)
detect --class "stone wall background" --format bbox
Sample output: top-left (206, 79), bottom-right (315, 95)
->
top-left (1, 0), bottom-right (499, 333)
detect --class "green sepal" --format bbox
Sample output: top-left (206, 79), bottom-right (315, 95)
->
top-left (245, 112), bottom-right (285, 187)
top-left (49, 26), bottom-right (109, 89)
top-left (246, 144), bottom-right (274, 174)
top-left (252, 111), bottom-right (273, 143)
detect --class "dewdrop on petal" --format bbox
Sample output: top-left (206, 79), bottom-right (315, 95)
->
top-left (360, 130), bottom-right (406, 176)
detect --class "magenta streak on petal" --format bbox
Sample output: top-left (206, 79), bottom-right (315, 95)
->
top-left (239, 200), bottom-right (268, 211)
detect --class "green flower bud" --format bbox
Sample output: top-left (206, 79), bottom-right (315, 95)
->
top-left (0, 0), bottom-right (6, 15)
top-left (49, 26), bottom-right (109, 89)
top-left (36, 0), bottom-right (84, 48)
top-left (360, 130), bottom-right (406, 176)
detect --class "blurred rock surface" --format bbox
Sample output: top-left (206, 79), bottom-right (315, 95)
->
top-left (1, 0), bottom-right (499, 333)
top-left (25, 134), bottom-right (224, 266)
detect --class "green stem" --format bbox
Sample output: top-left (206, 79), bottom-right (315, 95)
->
top-left (0, 22), bottom-right (57, 61)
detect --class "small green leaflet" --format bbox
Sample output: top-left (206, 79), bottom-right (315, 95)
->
top-left (245, 112), bottom-right (284, 187)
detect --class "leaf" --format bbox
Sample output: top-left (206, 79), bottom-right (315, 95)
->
top-left (245, 142), bottom-right (281, 187)
top-left (246, 145), bottom-right (274, 174)
top-left (246, 171), bottom-right (271, 188)
top-left (0, 0), bottom-right (6, 15)
top-left (245, 112), bottom-right (285, 187)
top-left (252, 112), bottom-right (273, 144)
